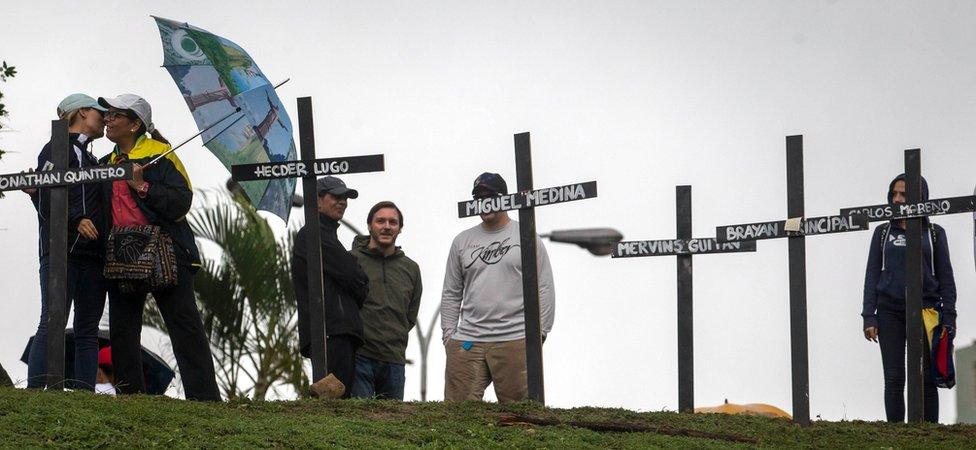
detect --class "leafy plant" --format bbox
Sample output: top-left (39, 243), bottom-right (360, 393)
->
top-left (145, 191), bottom-right (307, 400)
top-left (0, 60), bottom-right (16, 199)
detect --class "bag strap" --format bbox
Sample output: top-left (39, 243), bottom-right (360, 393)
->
top-left (880, 222), bottom-right (890, 270)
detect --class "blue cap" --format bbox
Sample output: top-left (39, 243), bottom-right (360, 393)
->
top-left (57, 93), bottom-right (107, 119)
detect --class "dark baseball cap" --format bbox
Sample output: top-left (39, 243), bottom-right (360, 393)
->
top-left (316, 176), bottom-right (358, 199)
top-left (472, 172), bottom-right (507, 197)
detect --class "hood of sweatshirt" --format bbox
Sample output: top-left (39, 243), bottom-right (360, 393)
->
top-left (352, 234), bottom-right (404, 259)
top-left (888, 173), bottom-right (929, 204)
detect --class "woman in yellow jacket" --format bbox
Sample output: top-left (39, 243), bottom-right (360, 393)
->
top-left (97, 94), bottom-right (219, 401)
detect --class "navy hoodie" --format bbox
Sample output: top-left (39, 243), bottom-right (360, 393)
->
top-left (861, 174), bottom-right (957, 329)
top-left (30, 133), bottom-right (107, 259)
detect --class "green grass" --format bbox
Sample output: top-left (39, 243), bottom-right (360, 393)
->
top-left (0, 387), bottom-right (973, 448)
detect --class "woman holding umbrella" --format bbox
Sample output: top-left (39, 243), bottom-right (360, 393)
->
top-left (97, 93), bottom-right (220, 401)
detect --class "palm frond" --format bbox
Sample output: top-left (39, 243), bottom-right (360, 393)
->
top-left (183, 189), bottom-right (306, 400)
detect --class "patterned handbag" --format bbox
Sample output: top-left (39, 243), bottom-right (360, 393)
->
top-left (104, 225), bottom-right (178, 293)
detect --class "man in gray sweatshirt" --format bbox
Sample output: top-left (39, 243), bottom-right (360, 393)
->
top-left (440, 172), bottom-right (555, 403)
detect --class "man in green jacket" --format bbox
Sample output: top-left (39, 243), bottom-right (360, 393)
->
top-left (350, 201), bottom-right (422, 400)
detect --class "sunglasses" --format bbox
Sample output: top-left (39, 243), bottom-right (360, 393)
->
top-left (103, 110), bottom-right (136, 121)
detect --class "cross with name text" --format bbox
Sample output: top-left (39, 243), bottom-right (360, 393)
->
top-left (612, 185), bottom-right (756, 413)
top-left (456, 132), bottom-right (598, 404)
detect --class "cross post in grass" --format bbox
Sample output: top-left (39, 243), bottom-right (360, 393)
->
top-left (839, 149), bottom-right (975, 423)
top-left (231, 97), bottom-right (384, 382)
top-left (715, 135), bottom-right (870, 426)
top-left (456, 131), bottom-right (598, 403)
top-left (612, 185), bottom-right (756, 413)
top-left (0, 120), bottom-right (132, 388)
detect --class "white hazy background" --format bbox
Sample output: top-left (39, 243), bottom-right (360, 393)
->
top-left (1, 0), bottom-right (974, 422)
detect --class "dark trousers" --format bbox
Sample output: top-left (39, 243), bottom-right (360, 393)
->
top-left (327, 334), bottom-right (358, 399)
top-left (877, 307), bottom-right (939, 423)
top-left (29, 255), bottom-right (106, 390)
top-left (108, 265), bottom-right (220, 401)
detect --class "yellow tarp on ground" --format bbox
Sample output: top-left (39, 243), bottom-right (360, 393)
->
top-left (695, 401), bottom-right (792, 419)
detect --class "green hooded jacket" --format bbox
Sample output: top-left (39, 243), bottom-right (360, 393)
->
top-left (350, 234), bottom-right (423, 364)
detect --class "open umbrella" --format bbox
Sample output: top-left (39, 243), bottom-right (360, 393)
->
top-left (21, 328), bottom-right (175, 395)
top-left (153, 16), bottom-right (297, 221)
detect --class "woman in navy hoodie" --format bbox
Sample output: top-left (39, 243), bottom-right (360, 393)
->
top-left (26, 94), bottom-right (108, 390)
top-left (862, 174), bottom-right (957, 423)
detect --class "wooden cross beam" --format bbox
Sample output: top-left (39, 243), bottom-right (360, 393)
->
top-left (455, 132), bottom-right (598, 404)
top-left (231, 97), bottom-right (384, 383)
top-left (611, 185), bottom-right (756, 413)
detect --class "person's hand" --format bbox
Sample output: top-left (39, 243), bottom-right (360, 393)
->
top-left (126, 162), bottom-right (146, 191)
top-left (77, 218), bottom-right (98, 240)
top-left (21, 168), bottom-right (37, 196)
top-left (864, 326), bottom-right (879, 342)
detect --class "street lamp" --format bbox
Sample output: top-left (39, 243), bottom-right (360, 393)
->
top-left (413, 226), bottom-right (623, 401)
top-left (539, 228), bottom-right (624, 256)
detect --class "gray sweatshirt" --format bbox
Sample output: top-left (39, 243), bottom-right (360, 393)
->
top-left (440, 219), bottom-right (555, 344)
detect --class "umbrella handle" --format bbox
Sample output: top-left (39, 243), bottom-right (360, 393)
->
top-left (146, 77), bottom-right (291, 167)
top-left (146, 107), bottom-right (242, 166)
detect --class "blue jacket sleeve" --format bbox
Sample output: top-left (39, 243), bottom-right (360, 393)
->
top-left (862, 225), bottom-right (884, 329)
top-left (933, 225), bottom-right (957, 327)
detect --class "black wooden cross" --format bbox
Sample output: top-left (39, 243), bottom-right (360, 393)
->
top-left (839, 149), bottom-right (975, 423)
top-left (714, 135), bottom-right (870, 426)
top-left (611, 185), bottom-right (756, 413)
top-left (1, 120), bottom-right (132, 388)
top-left (455, 131), bottom-right (598, 404)
top-left (231, 97), bottom-right (384, 383)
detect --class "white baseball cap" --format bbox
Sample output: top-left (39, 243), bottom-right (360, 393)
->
top-left (98, 94), bottom-right (154, 133)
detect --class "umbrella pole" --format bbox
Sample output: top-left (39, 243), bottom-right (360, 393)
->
top-left (146, 107), bottom-right (242, 166)
top-left (146, 78), bottom-right (291, 166)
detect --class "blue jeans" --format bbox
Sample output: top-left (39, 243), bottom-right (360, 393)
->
top-left (28, 255), bottom-right (106, 390)
top-left (351, 355), bottom-right (405, 400)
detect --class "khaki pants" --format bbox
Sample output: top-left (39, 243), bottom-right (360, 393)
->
top-left (444, 338), bottom-right (527, 403)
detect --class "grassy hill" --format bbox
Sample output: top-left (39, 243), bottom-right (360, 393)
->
top-left (1, 387), bottom-right (973, 448)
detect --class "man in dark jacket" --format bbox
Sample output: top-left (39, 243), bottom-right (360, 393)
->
top-left (292, 176), bottom-right (369, 398)
top-left (349, 201), bottom-right (422, 400)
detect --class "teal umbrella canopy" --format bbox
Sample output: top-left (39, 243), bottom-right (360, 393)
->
top-left (154, 16), bottom-right (297, 221)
